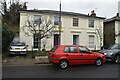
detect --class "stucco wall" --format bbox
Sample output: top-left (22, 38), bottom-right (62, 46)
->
top-left (19, 11), bottom-right (104, 50)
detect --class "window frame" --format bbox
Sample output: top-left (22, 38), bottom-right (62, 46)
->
top-left (73, 18), bottom-right (79, 27)
top-left (89, 19), bottom-right (94, 28)
top-left (34, 15), bottom-right (41, 25)
top-left (88, 35), bottom-right (95, 48)
top-left (54, 16), bottom-right (60, 25)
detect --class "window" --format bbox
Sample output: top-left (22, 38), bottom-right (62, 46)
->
top-left (64, 46), bottom-right (78, 53)
top-left (34, 15), bottom-right (41, 25)
top-left (89, 35), bottom-right (95, 48)
top-left (54, 16), bottom-right (59, 25)
top-left (89, 19), bottom-right (94, 28)
top-left (73, 18), bottom-right (79, 27)
top-left (33, 34), bottom-right (39, 48)
top-left (11, 42), bottom-right (25, 46)
top-left (79, 46), bottom-right (90, 53)
top-left (64, 47), bottom-right (69, 53)
top-left (50, 46), bottom-right (58, 52)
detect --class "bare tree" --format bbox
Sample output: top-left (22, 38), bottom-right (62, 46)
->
top-left (21, 16), bottom-right (56, 52)
top-left (95, 22), bottom-right (103, 50)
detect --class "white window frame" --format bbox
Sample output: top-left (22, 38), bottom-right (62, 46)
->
top-left (89, 19), bottom-right (94, 28)
top-left (54, 16), bottom-right (59, 25)
top-left (34, 15), bottom-right (41, 25)
top-left (73, 18), bottom-right (79, 27)
top-left (88, 35), bottom-right (95, 48)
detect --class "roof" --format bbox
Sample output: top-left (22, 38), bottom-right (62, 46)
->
top-left (19, 10), bottom-right (105, 19)
top-left (104, 16), bottom-right (120, 23)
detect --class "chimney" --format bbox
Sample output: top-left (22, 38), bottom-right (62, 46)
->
top-left (23, 2), bottom-right (27, 10)
top-left (90, 10), bottom-right (96, 17)
top-left (116, 13), bottom-right (119, 17)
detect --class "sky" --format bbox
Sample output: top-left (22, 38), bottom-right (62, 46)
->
top-left (5, 0), bottom-right (120, 19)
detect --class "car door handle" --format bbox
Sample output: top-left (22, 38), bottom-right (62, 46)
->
top-left (80, 54), bottom-right (83, 56)
top-left (65, 54), bottom-right (69, 56)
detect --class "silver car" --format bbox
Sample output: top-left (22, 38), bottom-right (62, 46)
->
top-left (9, 42), bottom-right (28, 55)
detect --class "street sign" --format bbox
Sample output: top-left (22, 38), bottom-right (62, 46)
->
top-left (58, 26), bottom-right (62, 31)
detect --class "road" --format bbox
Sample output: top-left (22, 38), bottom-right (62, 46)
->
top-left (2, 62), bottom-right (120, 78)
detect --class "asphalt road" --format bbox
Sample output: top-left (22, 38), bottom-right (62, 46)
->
top-left (2, 62), bottom-right (120, 78)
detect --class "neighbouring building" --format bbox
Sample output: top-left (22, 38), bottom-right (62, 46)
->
top-left (0, 14), bottom-right (1, 27)
top-left (104, 13), bottom-right (120, 48)
top-left (19, 10), bottom-right (105, 50)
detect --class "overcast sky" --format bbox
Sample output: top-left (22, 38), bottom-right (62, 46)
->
top-left (8, 0), bottom-right (120, 19)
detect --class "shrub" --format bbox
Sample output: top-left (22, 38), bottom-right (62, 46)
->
top-left (2, 26), bottom-right (15, 52)
top-left (92, 50), bottom-right (100, 52)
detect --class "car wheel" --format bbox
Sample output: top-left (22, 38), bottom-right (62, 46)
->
top-left (114, 55), bottom-right (120, 64)
top-left (95, 58), bottom-right (103, 66)
top-left (59, 60), bottom-right (68, 69)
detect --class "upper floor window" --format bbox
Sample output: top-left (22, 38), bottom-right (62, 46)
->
top-left (73, 18), bottom-right (79, 27)
top-left (34, 15), bottom-right (41, 25)
top-left (54, 16), bottom-right (59, 25)
top-left (89, 19), bottom-right (94, 28)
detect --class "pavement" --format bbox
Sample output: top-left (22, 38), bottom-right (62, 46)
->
top-left (2, 56), bottom-right (49, 66)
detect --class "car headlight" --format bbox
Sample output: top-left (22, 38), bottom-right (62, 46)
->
top-left (109, 53), bottom-right (113, 55)
top-left (104, 53), bottom-right (107, 55)
top-left (104, 52), bottom-right (113, 56)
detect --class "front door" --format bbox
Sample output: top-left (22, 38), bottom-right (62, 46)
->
top-left (54, 34), bottom-right (59, 46)
top-left (73, 35), bottom-right (79, 45)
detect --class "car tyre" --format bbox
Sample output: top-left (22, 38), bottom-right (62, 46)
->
top-left (95, 58), bottom-right (103, 66)
top-left (114, 55), bottom-right (120, 64)
top-left (59, 60), bottom-right (68, 69)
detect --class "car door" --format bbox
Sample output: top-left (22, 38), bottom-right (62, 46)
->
top-left (78, 46), bottom-right (96, 64)
top-left (64, 46), bottom-right (80, 65)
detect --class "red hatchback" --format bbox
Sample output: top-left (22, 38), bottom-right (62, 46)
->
top-left (48, 45), bottom-right (106, 69)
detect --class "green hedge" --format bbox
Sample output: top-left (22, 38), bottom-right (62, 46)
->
top-left (2, 26), bottom-right (15, 52)
top-left (91, 50), bottom-right (100, 52)
top-left (28, 51), bottom-right (49, 56)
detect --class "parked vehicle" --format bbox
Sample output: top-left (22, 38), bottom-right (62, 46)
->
top-left (48, 45), bottom-right (106, 69)
top-left (9, 42), bottom-right (28, 55)
top-left (99, 44), bottom-right (120, 64)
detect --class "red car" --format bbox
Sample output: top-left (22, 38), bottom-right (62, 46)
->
top-left (48, 45), bottom-right (106, 69)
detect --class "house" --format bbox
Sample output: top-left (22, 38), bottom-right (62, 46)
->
top-left (19, 10), bottom-right (105, 51)
top-left (104, 13), bottom-right (120, 48)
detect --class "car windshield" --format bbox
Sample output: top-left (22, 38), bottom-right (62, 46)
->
top-left (50, 46), bottom-right (58, 52)
top-left (11, 42), bottom-right (25, 46)
top-left (109, 44), bottom-right (120, 49)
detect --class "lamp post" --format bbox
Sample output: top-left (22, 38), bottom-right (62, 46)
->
top-left (58, 0), bottom-right (62, 45)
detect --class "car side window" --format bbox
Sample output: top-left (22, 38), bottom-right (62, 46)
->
top-left (79, 46), bottom-right (90, 53)
top-left (64, 47), bottom-right (69, 53)
top-left (65, 46), bottom-right (78, 53)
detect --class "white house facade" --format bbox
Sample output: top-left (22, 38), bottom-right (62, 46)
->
top-left (19, 10), bottom-right (105, 50)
